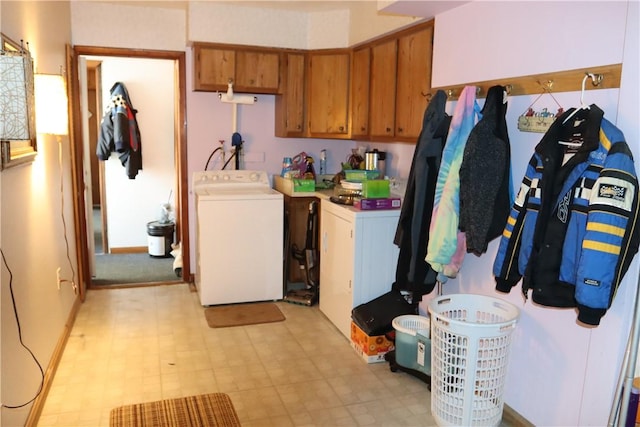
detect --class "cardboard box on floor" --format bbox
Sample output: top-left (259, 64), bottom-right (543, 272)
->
top-left (350, 320), bottom-right (394, 363)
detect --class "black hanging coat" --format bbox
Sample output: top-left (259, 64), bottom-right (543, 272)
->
top-left (96, 82), bottom-right (142, 179)
top-left (459, 85), bottom-right (512, 255)
top-left (393, 90), bottom-right (451, 298)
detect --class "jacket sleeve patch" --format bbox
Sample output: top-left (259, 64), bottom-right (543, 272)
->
top-left (583, 278), bottom-right (601, 287)
top-left (515, 182), bottom-right (530, 207)
top-left (591, 176), bottom-right (635, 211)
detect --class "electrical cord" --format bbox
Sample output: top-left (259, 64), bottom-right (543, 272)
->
top-left (204, 146), bottom-right (222, 171)
top-left (0, 248), bottom-right (45, 409)
top-left (221, 150), bottom-right (237, 170)
top-left (58, 137), bottom-right (77, 293)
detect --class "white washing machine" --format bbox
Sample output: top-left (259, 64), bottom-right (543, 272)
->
top-left (193, 170), bottom-right (283, 306)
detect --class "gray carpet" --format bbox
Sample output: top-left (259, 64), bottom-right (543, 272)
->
top-left (93, 253), bottom-right (179, 286)
top-left (92, 207), bottom-right (179, 286)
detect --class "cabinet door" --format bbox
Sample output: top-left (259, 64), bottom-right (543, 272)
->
top-left (319, 208), bottom-right (354, 339)
top-left (307, 51), bottom-right (350, 138)
top-left (194, 45), bottom-right (235, 91)
top-left (395, 25), bottom-right (433, 141)
top-left (352, 215), bottom-right (401, 308)
top-left (350, 47), bottom-right (370, 140)
top-left (235, 50), bottom-right (280, 93)
top-left (368, 39), bottom-right (397, 140)
top-left (275, 52), bottom-right (306, 137)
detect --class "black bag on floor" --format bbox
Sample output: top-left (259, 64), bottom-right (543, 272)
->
top-left (351, 289), bottom-right (417, 336)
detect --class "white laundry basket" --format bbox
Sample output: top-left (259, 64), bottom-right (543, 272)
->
top-left (427, 294), bottom-right (520, 427)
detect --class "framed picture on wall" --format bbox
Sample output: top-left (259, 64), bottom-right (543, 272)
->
top-left (0, 32), bottom-right (37, 170)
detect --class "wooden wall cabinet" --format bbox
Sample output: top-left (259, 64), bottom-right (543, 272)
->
top-left (368, 39), bottom-right (398, 140)
top-left (193, 43), bottom-right (280, 94)
top-left (350, 46), bottom-right (371, 140)
top-left (394, 24), bottom-right (433, 141)
top-left (275, 52), bottom-right (306, 137)
top-left (193, 20), bottom-right (433, 142)
top-left (356, 21), bottom-right (434, 143)
top-left (306, 50), bottom-right (351, 139)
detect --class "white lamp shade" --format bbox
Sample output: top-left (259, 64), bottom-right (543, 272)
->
top-left (35, 74), bottom-right (68, 136)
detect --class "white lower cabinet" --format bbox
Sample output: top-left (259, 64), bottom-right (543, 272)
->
top-left (319, 199), bottom-right (401, 339)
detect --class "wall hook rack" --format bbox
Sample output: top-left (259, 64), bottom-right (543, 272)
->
top-left (432, 63), bottom-right (621, 100)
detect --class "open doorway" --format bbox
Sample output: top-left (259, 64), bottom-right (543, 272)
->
top-left (69, 46), bottom-right (189, 296)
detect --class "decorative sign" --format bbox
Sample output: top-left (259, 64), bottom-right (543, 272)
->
top-left (517, 106), bottom-right (563, 133)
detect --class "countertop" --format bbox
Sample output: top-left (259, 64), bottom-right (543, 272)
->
top-left (273, 175), bottom-right (403, 216)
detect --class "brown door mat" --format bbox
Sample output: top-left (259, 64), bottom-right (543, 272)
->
top-left (110, 393), bottom-right (241, 427)
top-left (204, 302), bottom-right (285, 328)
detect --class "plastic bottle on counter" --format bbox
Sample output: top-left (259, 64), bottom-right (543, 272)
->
top-left (319, 149), bottom-right (327, 175)
top-left (281, 157), bottom-right (293, 178)
top-left (303, 156), bottom-right (316, 180)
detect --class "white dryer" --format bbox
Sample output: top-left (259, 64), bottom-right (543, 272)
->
top-left (193, 170), bottom-right (283, 306)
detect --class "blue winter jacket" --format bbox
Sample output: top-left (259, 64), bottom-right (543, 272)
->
top-left (493, 105), bottom-right (639, 326)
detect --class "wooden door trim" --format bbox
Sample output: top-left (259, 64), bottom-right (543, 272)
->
top-left (70, 45), bottom-right (190, 293)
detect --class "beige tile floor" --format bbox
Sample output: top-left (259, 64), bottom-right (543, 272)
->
top-left (37, 284), bottom-right (489, 427)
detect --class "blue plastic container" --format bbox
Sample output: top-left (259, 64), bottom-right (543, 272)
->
top-left (392, 315), bottom-right (431, 375)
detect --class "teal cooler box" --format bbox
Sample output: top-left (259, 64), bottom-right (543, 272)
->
top-left (392, 315), bottom-right (431, 375)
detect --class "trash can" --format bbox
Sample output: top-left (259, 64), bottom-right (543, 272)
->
top-left (427, 294), bottom-right (520, 427)
top-left (147, 221), bottom-right (174, 258)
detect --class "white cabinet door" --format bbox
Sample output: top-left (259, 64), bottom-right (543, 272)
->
top-left (319, 199), bottom-right (401, 339)
top-left (352, 215), bottom-right (400, 308)
top-left (319, 207), bottom-right (354, 338)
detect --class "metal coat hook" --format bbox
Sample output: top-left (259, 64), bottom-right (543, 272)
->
top-left (587, 72), bottom-right (604, 87)
top-left (538, 79), bottom-right (554, 92)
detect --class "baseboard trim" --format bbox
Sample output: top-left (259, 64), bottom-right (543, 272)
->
top-left (25, 295), bottom-right (82, 427)
top-left (110, 246), bottom-right (148, 254)
top-left (503, 403), bottom-right (534, 427)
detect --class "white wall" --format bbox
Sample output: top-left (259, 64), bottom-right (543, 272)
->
top-left (0, 2), bottom-right (75, 426)
top-left (405, 1), bottom-right (638, 426)
top-left (98, 57), bottom-right (176, 249)
top-left (71, 1), bottom-right (186, 51)
top-left (431, 1), bottom-right (628, 87)
top-left (350, 0), bottom-right (420, 45)
top-left (188, 2), bottom-right (311, 48)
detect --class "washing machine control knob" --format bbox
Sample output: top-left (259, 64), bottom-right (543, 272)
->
top-left (249, 172), bottom-right (259, 182)
top-left (223, 174), bottom-right (230, 181)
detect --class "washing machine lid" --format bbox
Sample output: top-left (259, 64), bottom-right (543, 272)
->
top-left (196, 186), bottom-right (282, 200)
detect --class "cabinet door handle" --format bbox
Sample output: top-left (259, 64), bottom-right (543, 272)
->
top-left (398, 127), bottom-right (404, 133)
top-left (386, 127), bottom-right (391, 133)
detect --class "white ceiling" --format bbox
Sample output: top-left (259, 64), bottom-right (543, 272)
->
top-left (96, 0), bottom-right (363, 12)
